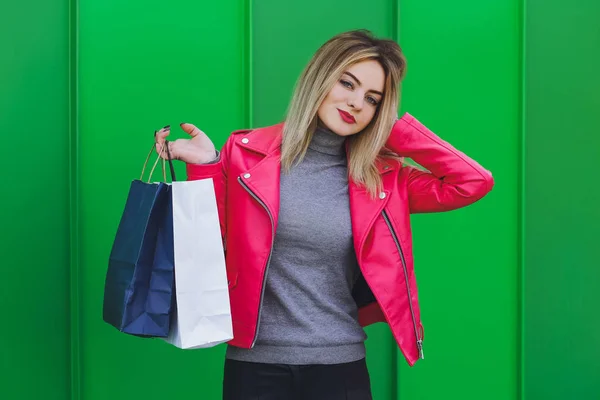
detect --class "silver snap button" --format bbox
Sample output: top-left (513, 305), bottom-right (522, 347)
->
top-left (241, 138), bottom-right (249, 144)
top-left (243, 173), bottom-right (251, 179)
top-left (379, 192), bottom-right (386, 199)
top-left (384, 165), bottom-right (390, 170)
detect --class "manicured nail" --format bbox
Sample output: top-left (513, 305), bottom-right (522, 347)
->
top-left (163, 125), bottom-right (170, 129)
top-left (154, 130), bottom-right (157, 136)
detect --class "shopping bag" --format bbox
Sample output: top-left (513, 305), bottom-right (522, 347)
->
top-left (163, 178), bottom-right (233, 348)
top-left (103, 143), bottom-right (176, 337)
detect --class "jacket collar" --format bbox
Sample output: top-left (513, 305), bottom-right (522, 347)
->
top-left (237, 122), bottom-right (284, 157)
top-left (237, 122), bottom-right (397, 175)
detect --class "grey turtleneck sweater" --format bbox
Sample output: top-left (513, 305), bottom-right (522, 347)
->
top-left (226, 126), bottom-right (367, 365)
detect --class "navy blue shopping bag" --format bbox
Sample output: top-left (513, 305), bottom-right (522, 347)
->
top-left (103, 142), bottom-right (177, 337)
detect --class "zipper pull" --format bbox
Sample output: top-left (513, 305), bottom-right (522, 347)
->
top-left (417, 339), bottom-right (424, 360)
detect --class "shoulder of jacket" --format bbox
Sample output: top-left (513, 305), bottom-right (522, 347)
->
top-left (231, 122), bottom-right (284, 137)
top-left (231, 128), bottom-right (254, 135)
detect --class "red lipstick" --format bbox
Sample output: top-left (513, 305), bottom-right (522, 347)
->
top-left (337, 109), bottom-right (356, 124)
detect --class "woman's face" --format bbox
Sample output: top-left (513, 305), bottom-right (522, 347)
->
top-left (317, 59), bottom-right (385, 137)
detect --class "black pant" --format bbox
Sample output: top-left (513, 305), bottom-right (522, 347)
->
top-left (223, 358), bottom-right (373, 400)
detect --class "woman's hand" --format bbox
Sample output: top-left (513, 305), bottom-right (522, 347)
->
top-left (154, 123), bottom-right (218, 164)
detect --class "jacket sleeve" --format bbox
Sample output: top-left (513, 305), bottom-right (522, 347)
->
top-left (185, 134), bottom-right (235, 245)
top-left (386, 113), bottom-right (494, 213)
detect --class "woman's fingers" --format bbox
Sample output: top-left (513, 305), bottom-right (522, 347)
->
top-left (154, 125), bottom-right (171, 158)
top-left (165, 139), bottom-right (178, 160)
top-left (155, 125), bottom-right (171, 142)
top-left (180, 123), bottom-right (203, 138)
top-left (154, 123), bottom-right (207, 163)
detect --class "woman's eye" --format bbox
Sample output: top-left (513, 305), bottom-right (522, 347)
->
top-left (340, 79), bottom-right (353, 89)
top-left (367, 96), bottom-right (379, 106)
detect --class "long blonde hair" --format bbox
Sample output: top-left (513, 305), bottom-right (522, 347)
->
top-left (281, 30), bottom-right (407, 197)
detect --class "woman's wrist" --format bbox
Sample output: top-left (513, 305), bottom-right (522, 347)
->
top-left (190, 150), bottom-right (219, 165)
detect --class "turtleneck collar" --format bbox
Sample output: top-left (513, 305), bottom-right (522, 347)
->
top-left (308, 126), bottom-right (347, 156)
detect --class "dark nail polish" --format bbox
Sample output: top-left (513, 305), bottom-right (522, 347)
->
top-left (163, 125), bottom-right (170, 129)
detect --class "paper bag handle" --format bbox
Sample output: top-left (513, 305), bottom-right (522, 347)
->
top-left (140, 142), bottom-right (177, 183)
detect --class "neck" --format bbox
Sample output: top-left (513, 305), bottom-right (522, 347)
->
top-left (308, 126), bottom-right (346, 156)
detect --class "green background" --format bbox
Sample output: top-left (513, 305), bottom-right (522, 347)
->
top-left (1, 0), bottom-right (598, 399)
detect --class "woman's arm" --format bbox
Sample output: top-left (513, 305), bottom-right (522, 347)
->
top-left (387, 113), bottom-right (494, 213)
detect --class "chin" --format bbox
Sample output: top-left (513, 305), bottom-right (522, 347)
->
top-left (320, 116), bottom-right (361, 137)
top-left (331, 126), bottom-right (358, 137)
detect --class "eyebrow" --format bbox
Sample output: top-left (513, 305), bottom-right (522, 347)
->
top-left (343, 72), bottom-right (384, 96)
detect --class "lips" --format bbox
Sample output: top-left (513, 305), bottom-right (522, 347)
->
top-left (337, 108), bottom-right (356, 124)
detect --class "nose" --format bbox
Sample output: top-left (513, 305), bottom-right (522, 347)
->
top-left (348, 92), bottom-right (364, 111)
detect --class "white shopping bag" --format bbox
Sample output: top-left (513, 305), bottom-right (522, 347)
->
top-left (163, 178), bottom-right (233, 349)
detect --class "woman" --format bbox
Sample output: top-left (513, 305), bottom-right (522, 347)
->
top-left (155, 30), bottom-right (493, 400)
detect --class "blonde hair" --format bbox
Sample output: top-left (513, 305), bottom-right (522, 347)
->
top-left (281, 29), bottom-right (407, 198)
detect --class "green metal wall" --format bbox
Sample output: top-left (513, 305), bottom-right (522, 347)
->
top-left (1, 1), bottom-right (71, 399)
top-left (524, 0), bottom-right (600, 398)
top-left (398, 1), bottom-right (521, 398)
top-left (2, 0), bottom-right (599, 399)
top-left (78, 1), bottom-right (246, 399)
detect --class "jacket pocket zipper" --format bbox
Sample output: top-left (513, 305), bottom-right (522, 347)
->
top-left (382, 210), bottom-right (424, 360)
top-left (238, 176), bottom-right (275, 348)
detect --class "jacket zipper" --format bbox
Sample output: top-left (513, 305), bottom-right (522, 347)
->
top-left (237, 176), bottom-right (275, 348)
top-left (382, 210), bottom-right (424, 360)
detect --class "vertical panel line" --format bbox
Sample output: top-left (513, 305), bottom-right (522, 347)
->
top-left (518, 0), bottom-right (526, 399)
top-left (245, 0), bottom-right (254, 127)
top-left (69, 0), bottom-right (81, 397)
top-left (394, 0), bottom-right (401, 43)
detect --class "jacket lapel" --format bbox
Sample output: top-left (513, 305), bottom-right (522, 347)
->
top-left (236, 122), bottom-right (399, 252)
top-left (349, 160), bottom-right (397, 259)
top-left (236, 123), bottom-right (284, 231)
